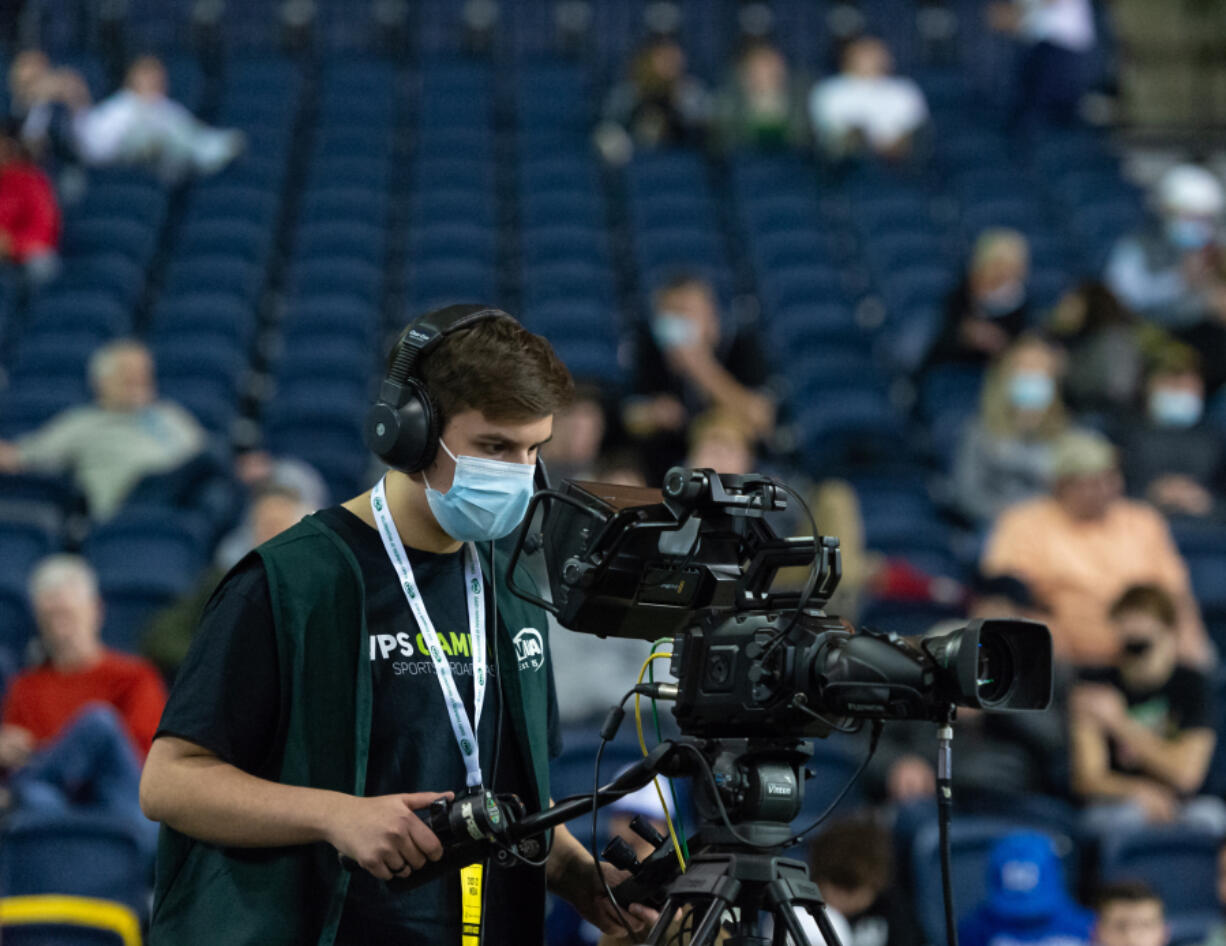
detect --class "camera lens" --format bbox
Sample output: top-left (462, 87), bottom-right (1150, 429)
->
top-left (975, 634), bottom-right (1013, 705)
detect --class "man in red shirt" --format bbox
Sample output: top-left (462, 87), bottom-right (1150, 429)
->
top-left (0, 554), bottom-right (165, 850)
top-left (0, 119), bottom-right (60, 278)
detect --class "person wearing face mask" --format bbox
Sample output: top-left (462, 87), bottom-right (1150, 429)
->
top-left (1118, 349), bottom-right (1226, 521)
top-left (622, 273), bottom-right (776, 484)
top-left (1106, 164), bottom-right (1226, 391)
top-left (1070, 584), bottom-right (1224, 835)
top-left (928, 229), bottom-right (1032, 370)
top-left (139, 307), bottom-right (656, 945)
top-left (952, 335), bottom-right (1073, 524)
top-left (981, 429), bottom-right (1213, 668)
top-left (0, 338), bottom-right (205, 521)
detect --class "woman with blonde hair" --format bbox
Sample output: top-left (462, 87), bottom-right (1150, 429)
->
top-left (952, 334), bottom-right (1073, 524)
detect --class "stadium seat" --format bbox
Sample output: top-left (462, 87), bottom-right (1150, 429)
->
top-left (1098, 825), bottom-right (1223, 945)
top-left (0, 895), bottom-right (141, 946)
top-left (0, 812), bottom-right (150, 916)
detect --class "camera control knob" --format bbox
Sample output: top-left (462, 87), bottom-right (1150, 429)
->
top-left (561, 559), bottom-right (587, 586)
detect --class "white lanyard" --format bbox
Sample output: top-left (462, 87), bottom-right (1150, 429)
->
top-left (371, 477), bottom-right (487, 789)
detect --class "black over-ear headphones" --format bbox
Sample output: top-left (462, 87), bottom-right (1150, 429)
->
top-left (364, 303), bottom-right (512, 473)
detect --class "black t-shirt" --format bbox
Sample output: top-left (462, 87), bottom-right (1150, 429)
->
top-left (627, 320), bottom-right (772, 482)
top-left (1077, 664), bottom-right (1214, 784)
top-left (157, 506), bottom-right (562, 945)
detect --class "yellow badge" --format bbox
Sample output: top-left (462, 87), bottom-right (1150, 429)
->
top-left (460, 862), bottom-right (483, 946)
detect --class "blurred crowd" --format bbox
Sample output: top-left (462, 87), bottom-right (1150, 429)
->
top-left (2, 0), bottom-right (1226, 942)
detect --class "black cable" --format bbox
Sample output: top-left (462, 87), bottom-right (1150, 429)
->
top-left (590, 691), bottom-right (644, 938)
top-left (758, 480), bottom-right (823, 664)
top-left (784, 720), bottom-right (883, 848)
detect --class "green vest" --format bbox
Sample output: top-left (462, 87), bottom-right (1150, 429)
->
top-left (149, 515), bottom-right (555, 945)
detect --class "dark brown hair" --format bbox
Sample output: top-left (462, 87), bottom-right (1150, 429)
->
top-left (1094, 880), bottom-right (1163, 914)
top-left (1109, 584), bottom-right (1178, 630)
top-left (393, 313), bottom-right (574, 427)
top-left (808, 815), bottom-right (892, 891)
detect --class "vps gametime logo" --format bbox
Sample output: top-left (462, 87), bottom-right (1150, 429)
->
top-left (513, 628), bottom-right (545, 672)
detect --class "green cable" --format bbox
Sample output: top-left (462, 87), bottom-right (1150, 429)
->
top-left (648, 638), bottom-right (689, 862)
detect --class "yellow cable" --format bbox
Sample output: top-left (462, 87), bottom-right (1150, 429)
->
top-left (633, 651), bottom-right (685, 873)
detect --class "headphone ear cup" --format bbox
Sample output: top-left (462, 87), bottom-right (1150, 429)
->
top-left (363, 377), bottom-right (440, 473)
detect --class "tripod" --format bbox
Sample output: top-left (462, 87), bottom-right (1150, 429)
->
top-left (645, 848), bottom-right (843, 946)
top-left (521, 736), bottom-right (846, 946)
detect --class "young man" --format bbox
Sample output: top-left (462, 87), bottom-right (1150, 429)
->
top-left (1093, 882), bottom-right (1168, 946)
top-left (1071, 584), bottom-right (1221, 833)
top-left (139, 307), bottom-right (651, 944)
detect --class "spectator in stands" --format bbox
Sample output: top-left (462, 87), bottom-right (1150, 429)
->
top-left (1046, 281), bottom-right (1149, 420)
top-left (981, 429), bottom-right (1211, 668)
top-left (808, 35), bottom-right (929, 162)
top-left (685, 408), bottom-right (756, 475)
top-left (541, 383), bottom-right (608, 485)
top-left (6, 49), bottom-right (91, 163)
top-left (959, 831), bottom-right (1093, 946)
top-left (0, 555), bottom-right (165, 852)
top-left (953, 335), bottom-right (1072, 524)
top-left (596, 35), bottom-right (710, 163)
top-left (73, 54), bottom-right (244, 183)
top-left (0, 117), bottom-right (60, 281)
top-left (713, 41), bottom-right (808, 152)
top-left (1093, 882), bottom-right (1168, 946)
top-left (1118, 348), bottom-right (1226, 521)
top-left (1070, 584), bottom-right (1224, 833)
top-left (142, 482), bottom-right (314, 682)
top-left (1105, 164), bottom-right (1226, 392)
top-left (806, 815), bottom-right (922, 946)
top-left (928, 228), bottom-right (1032, 369)
top-left (622, 273), bottom-right (775, 484)
top-left (0, 338), bottom-right (206, 521)
top-left (988, 0), bottom-right (1097, 126)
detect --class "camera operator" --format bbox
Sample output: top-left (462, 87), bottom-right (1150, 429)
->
top-left (139, 307), bottom-right (653, 944)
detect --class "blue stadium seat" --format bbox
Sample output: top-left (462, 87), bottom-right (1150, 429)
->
top-left (294, 221), bottom-right (388, 263)
top-left (163, 256), bottom-right (263, 301)
top-left (84, 511), bottom-right (208, 648)
top-left (1098, 825), bottom-right (1223, 945)
top-left (282, 295), bottom-right (380, 342)
top-left (0, 811), bottom-right (150, 915)
top-left (286, 259), bottom-right (383, 305)
top-left (26, 292), bottom-right (130, 339)
top-left (151, 293), bottom-right (255, 349)
top-left (176, 218), bottom-right (272, 262)
top-left (408, 223), bottom-right (499, 265)
top-left (300, 188), bottom-right (387, 226)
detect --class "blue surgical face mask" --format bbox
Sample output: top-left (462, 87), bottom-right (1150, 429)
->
top-left (1166, 218), bottom-right (1215, 252)
top-left (979, 281), bottom-right (1027, 317)
top-left (651, 312), bottom-right (700, 349)
top-left (424, 439), bottom-right (536, 542)
top-left (1008, 371), bottom-right (1055, 411)
top-left (1149, 388), bottom-right (1203, 428)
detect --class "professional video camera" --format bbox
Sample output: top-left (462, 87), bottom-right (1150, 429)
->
top-left (499, 467), bottom-right (1053, 945)
top-left (361, 469), bottom-right (1053, 944)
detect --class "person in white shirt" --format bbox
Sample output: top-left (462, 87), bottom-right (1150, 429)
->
top-left (989, 0), bottom-right (1097, 125)
top-left (808, 36), bottom-right (929, 162)
top-left (0, 339), bottom-right (206, 520)
top-left (72, 55), bottom-right (243, 183)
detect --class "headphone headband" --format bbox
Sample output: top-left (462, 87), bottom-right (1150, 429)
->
top-left (388, 304), bottom-right (509, 385)
top-left (366, 303), bottom-right (514, 473)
